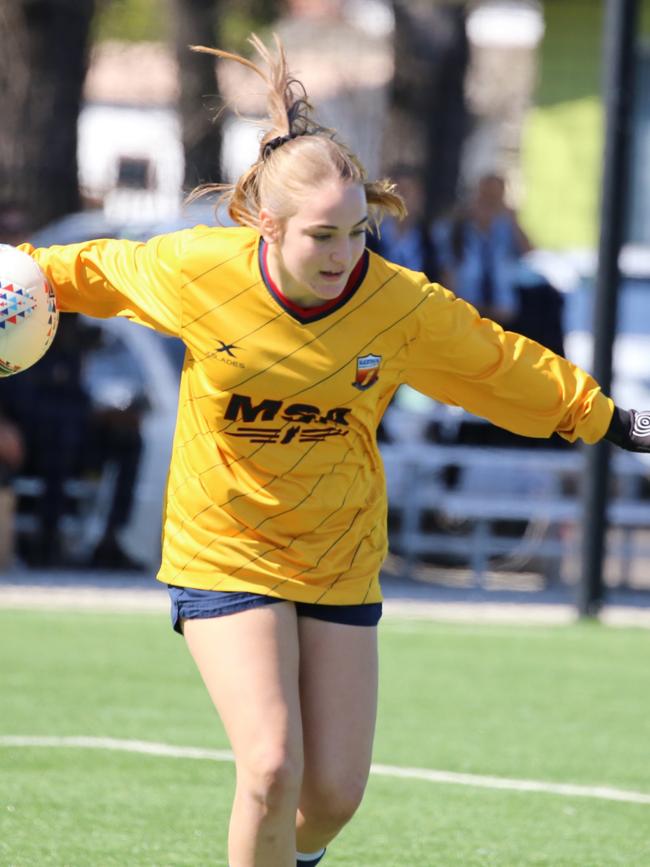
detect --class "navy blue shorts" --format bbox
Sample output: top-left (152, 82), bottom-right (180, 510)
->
top-left (167, 585), bottom-right (382, 634)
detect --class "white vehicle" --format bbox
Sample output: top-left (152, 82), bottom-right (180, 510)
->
top-left (79, 316), bottom-right (181, 569)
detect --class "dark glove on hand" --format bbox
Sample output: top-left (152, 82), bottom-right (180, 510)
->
top-left (604, 407), bottom-right (650, 452)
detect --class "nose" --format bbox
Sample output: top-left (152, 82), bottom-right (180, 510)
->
top-left (329, 238), bottom-right (352, 270)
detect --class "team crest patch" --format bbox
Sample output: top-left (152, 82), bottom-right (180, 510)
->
top-left (352, 353), bottom-right (381, 391)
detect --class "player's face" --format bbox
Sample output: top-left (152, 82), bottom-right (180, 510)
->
top-left (263, 179), bottom-right (368, 308)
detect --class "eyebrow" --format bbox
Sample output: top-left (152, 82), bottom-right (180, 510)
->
top-left (308, 216), bottom-right (369, 230)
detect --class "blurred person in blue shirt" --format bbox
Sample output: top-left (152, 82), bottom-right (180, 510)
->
top-left (435, 172), bottom-right (532, 327)
top-left (368, 164), bottom-right (442, 283)
top-left (435, 172), bottom-right (565, 358)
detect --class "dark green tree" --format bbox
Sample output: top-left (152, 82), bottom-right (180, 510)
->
top-left (0, 0), bottom-right (96, 238)
top-left (172, 0), bottom-right (280, 189)
top-left (385, 0), bottom-right (470, 221)
top-left (172, 0), bottom-right (222, 188)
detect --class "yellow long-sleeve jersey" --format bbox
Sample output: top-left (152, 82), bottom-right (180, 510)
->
top-left (21, 226), bottom-right (613, 603)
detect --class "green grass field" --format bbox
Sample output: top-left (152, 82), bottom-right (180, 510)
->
top-left (1, 608), bottom-right (649, 866)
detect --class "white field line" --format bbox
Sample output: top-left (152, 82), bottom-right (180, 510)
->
top-left (1, 735), bottom-right (649, 806)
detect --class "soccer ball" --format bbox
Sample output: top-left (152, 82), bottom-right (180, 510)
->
top-left (0, 244), bottom-right (59, 377)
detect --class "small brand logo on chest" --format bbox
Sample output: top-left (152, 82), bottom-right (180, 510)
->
top-left (208, 338), bottom-right (245, 368)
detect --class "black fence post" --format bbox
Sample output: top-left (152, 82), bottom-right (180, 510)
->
top-left (579, 0), bottom-right (640, 617)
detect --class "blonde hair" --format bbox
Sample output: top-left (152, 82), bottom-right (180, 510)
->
top-left (188, 34), bottom-right (406, 231)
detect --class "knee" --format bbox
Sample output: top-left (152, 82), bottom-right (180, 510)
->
top-left (301, 775), bottom-right (367, 832)
top-left (241, 747), bottom-right (303, 814)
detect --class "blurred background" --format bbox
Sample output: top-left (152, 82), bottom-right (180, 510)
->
top-left (0, 0), bottom-right (649, 612)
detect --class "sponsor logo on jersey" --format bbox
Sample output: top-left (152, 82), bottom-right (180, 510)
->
top-left (352, 354), bottom-right (381, 391)
top-left (224, 393), bottom-right (351, 445)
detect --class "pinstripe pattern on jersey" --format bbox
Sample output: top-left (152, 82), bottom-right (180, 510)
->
top-left (165, 435), bottom-right (322, 549)
top-left (262, 521), bottom-right (366, 596)
top-left (210, 472), bottom-right (340, 588)
top-left (215, 461), bottom-right (366, 597)
top-left (168, 406), bottom-right (357, 499)
top-left (168, 439), bottom-right (365, 592)
top-left (167, 324), bottom-right (413, 552)
top-left (267, 506), bottom-right (366, 595)
top-left (168, 355), bottom-right (393, 510)
top-left (179, 246), bottom-right (250, 294)
top-left (167, 258), bottom-right (409, 527)
top-left (278, 303), bottom-right (424, 400)
top-left (183, 266), bottom-right (401, 402)
top-left (162, 264), bottom-right (422, 584)
top-left (185, 278), bottom-right (263, 330)
top-left (168, 440), bottom-right (353, 587)
top-left (172, 417), bottom-right (359, 530)
top-left (314, 525), bottom-right (377, 603)
top-left (25, 225), bottom-right (612, 604)
top-left (185, 234), bottom-right (414, 602)
top-left (195, 308), bottom-right (284, 363)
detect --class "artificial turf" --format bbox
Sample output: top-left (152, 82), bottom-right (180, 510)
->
top-left (1, 609), bottom-right (648, 866)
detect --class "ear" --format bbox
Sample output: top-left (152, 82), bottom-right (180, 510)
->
top-left (259, 208), bottom-right (281, 244)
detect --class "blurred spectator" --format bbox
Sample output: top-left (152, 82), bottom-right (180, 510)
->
top-left (368, 165), bottom-right (443, 283)
top-left (367, 165), bottom-right (445, 445)
top-left (0, 314), bottom-right (145, 569)
top-left (0, 411), bottom-right (24, 484)
top-left (435, 172), bottom-right (532, 326)
top-left (0, 208), bottom-right (32, 247)
top-left (0, 411), bottom-right (24, 570)
top-left (429, 174), bottom-right (566, 452)
top-left (435, 172), bottom-right (565, 357)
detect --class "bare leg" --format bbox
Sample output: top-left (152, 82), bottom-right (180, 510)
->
top-left (183, 602), bottom-right (303, 867)
top-left (295, 618), bottom-right (378, 853)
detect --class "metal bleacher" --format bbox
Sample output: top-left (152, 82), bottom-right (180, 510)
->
top-left (380, 401), bottom-right (650, 588)
top-left (12, 468), bottom-right (116, 563)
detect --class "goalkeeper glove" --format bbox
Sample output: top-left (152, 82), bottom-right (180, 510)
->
top-left (604, 407), bottom-right (650, 452)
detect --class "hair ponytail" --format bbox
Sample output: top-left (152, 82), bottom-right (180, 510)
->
top-left (187, 35), bottom-right (406, 230)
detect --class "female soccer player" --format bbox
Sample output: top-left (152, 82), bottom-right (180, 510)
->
top-left (17, 34), bottom-right (650, 867)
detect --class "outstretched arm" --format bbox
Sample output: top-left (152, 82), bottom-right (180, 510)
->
top-left (403, 280), bottom-right (614, 445)
top-left (18, 231), bottom-right (189, 337)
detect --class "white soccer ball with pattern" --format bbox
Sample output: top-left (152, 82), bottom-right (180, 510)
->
top-left (0, 244), bottom-right (59, 377)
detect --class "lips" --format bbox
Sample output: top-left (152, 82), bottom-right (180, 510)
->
top-left (319, 270), bottom-right (345, 282)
